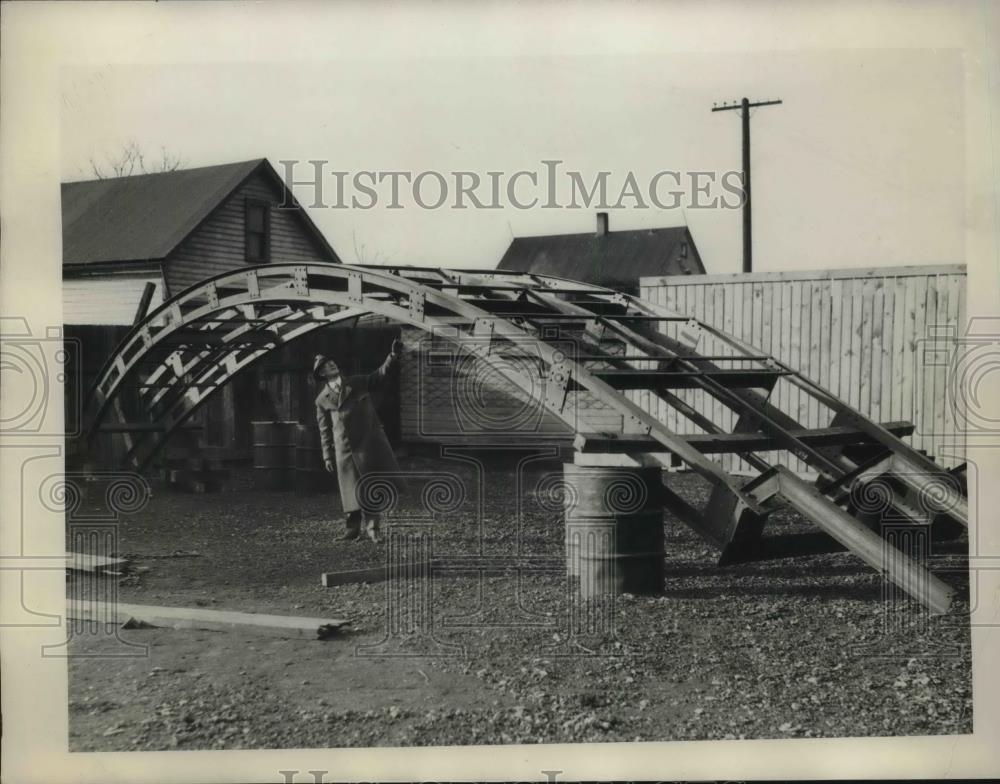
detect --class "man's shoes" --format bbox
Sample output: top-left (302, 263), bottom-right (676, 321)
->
top-left (366, 526), bottom-right (382, 544)
top-left (338, 528), bottom-right (361, 541)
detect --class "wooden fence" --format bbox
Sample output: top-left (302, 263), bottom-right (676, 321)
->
top-left (638, 264), bottom-right (967, 472)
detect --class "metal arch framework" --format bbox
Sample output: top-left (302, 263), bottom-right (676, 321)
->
top-left (81, 262), bottom-right (968, 613)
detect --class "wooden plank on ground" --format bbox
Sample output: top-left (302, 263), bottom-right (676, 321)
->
top-left (68, 601), bottom-right (350, 639)
top-left (322, 566), bottom-right (390, 586)
top-left (322, 557), bottom-right (564, 587)
top-left (66, 552), bottom-right (129, 573)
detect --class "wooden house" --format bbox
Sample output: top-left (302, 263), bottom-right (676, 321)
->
top-left (496, 211), bottom-right (705, 292)
top-left (62, 158), bottom-right (340, 321)
top-left (62, 159), bottom-right (349, 461)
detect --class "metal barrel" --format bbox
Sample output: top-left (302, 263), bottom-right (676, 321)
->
top-left (251, 421), bottom-right (298, 491)
top-left (294, 423), bottom-right (333, 493)
top-left (563, 464), bottom-right (665, 597)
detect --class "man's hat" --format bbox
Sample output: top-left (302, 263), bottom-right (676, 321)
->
top-left (312, 354), bottom-right (337, 381)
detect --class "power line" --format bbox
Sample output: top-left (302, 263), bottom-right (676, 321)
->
top-left (712, 97), bottom-right (783, 273)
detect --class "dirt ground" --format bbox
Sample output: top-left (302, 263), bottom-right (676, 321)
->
top-left (67, 454), bottom-right (973, 750)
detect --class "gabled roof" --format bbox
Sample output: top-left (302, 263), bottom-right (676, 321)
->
top-left (497, 224), bottom-right (704, 290)
top-left (62, 158), bottom-right (339, 266)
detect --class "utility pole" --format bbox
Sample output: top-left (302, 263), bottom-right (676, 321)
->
top-left (712, 97), bottom-right (782, 273)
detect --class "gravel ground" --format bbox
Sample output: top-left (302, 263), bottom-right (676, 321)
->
top-left (67, 454), bottom-right (973, 750)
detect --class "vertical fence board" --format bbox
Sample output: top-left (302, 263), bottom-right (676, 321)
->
top-left (636, 266), bottom-right (965, 471)
top-left (889, 275), bottom-right (904, 424)
top-left (925, 276), bottom-right (942, 459)
top-left (829, 276), bottom-right (843, 427)
top-left (943, 274), bottom-right (962, 461)
top-left (883, 276), bottom-right (897, 424)
top-left (911, 274), bottom-right (930, 455)
top-left (849, 278), bottom-right (864, 413)
top-left (809, 279), bottom-right (824, 432)
top-left (865, 278), bottom-right (881, 423)
top-left (901, 277), bottom-right (918, 435)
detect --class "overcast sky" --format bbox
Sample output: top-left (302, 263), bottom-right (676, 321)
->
top-left (58, 18), bottom-right (965, 275)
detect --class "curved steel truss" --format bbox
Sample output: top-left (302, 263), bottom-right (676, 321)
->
top-left (81, 262), bottom-right (968, 612)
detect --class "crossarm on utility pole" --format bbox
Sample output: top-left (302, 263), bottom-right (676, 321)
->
top-left (711, 97), bottom-right (783, 272)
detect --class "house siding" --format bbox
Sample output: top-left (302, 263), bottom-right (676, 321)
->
top-left (164, 170), bottom-right (333, 295)
top-left (674, 230), bottom-right (704, 275)
top-left (63, 268), bottom-right (166, 326)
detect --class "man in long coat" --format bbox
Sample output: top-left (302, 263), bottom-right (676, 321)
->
top-left (313, 338), bottom-right (403, 542)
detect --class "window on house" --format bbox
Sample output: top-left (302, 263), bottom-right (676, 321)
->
top-left (245, 199), bottom-right (271, 263)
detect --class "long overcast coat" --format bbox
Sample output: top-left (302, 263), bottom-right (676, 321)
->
top-left (315, 352), bottom-right (400, 514)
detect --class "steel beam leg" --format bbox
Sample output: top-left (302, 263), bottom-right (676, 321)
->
top-left (746, 466), bottom-right (954, 614)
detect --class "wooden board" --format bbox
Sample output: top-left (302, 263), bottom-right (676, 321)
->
top-left (66, 552), bottom-right (129, 573)
top-left (641, 264), bottom-right (966, 285)
top-left (890, 275), bottom-right (907, 423)
top-left (574, 421), bottom-right (915, 454)
top-left (322, 557), bottom-right (564, 587)
top-left (587, 369), bottom-right (787, 391)
top-left (68, 601), bottom-right (349, 639)
top-left (321, 566), bottom-right (390, 586)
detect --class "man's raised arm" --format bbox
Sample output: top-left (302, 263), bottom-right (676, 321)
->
top-left (367, 337), bottom-right (403, 390)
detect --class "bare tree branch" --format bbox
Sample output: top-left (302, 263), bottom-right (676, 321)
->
top-left (89, 141), bottom-right (184, 179)
top-left (351, 229), bottom-right (388, 266)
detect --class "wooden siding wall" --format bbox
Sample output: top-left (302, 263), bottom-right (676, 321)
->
top-left (165, 171), bottom-right (332, 295)
top-left (63, 271), bottom-right (165, 326)
top-left (638, 265), bottom-right (967, 473)
top-left (669, 231), bottom-right (705, 276)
